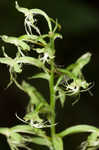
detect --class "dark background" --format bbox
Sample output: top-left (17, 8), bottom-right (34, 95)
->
top-left (0, 0), bottom-right (99, 149)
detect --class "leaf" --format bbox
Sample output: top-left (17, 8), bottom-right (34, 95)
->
top-left (72, 52), bottom-right (92, 76)
top-left (8, 132), bottom-right (24, 145)
top-left (29, 72), bottom-right (50, 81)
top-left (58, 52), bottom-right (92, 80)
top-left (80, 132), bottom-right (99, 150)
top-left (1, 35), bottom-right (30, 51)
top-left (53, 135), bottom-right (63, 150)
top-left (22, 81), bottom-right (43, 105)
top-left (57, 87), bottom-right (66, 107)
top-left (18, 40), bottom-right (30, 51)
top-left (11, 125), bottom-right (46, 137)
top-left (11, 125), bottom-right (37, 135)
top-left (66, 52), bottom-right (92, 77)
top-left (76, 52), bottom-right (92, 68)
top-left (30, 137), bottom-right (52, 149)
top-left (87, 132), bottom-right (99, 147)
top-left (16, 56), bottom-right (44, 68)
top-left (19, 34), bottom-right (47, 46)
top-left (21, 81), bottom-right (51, 122)
top-left (0, 125), bottom-right (48, 150)
top-left (56, 68), bottom-right (75, 79)
top-left (0, 57), bottom-right (22, 73)
top-left (22, 81), bottom-right (49, 109)
top-left (0, 127), bottom-right (32, 150)
top-left (57, 125), bottom-right (99, 138)
top-left (0, 128), bottom-right (10, 136)
top-left (0, 55), bottom-right (44, 77)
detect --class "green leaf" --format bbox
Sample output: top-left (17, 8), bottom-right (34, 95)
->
top-left (16, 56), bottom-right (44, 68)
top-left (11, 125), bottom-right (37, 135)
top-left (76, 52), bottom-right (92, 68)
top-left (0, 57), bottom-right (22, 73)
top-left (11, 125), bottom-right (46, 137)
top-left (22, 81), bottom-right (50, 112)
top-left (0, 128), bottom-right (10, 136)
top-left (56, 87), bottom-right (66, 107)
top-left (66, 52), bottom-right (92, 77)
top-left (19, 34), bottom-right (47, 46)
top-left (30, 137), bottom-right (52, 149)
top-left (8, 132), bottom-right (24, 145)
top-left (29, 72), bottom-right (50, 81)
top-left (22, 81), bottom-right (51, 121)
top-left (57, 52), bottom-right (92, 80)
top-left (22, 81), bottom-right (44, 105)
top-left (87, 132), bottom-right (99, 148)
top-left (72, 52), bottom-right (91, 76)
top-left (57, 125), bottom-right (99, 138)
top-left (80, 132), bottom-right (99, 150)
top-left (0, 127), bottom-right (32, 150)
top-left (0, 35), bottom-right (30, 51)
top-left (53, 136), bottom-right (63, 150)
top-left (21, 82), bottom-right (51, 123)
top-left (56, 68), bottom-right (75, 79)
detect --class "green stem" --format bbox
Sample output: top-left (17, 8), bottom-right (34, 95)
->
top-left (49, 61), bottom-right (55, 136)
top-left (49, 36), bottom-right (56, 149)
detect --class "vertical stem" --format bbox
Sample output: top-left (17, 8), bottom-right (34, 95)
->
top-left (49, 61), bottom-right (55, 137)
top-left (49, 37), bottom-right (56, 149)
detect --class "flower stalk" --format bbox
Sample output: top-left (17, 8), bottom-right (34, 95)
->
top-left (0, 1), bottom-right (97, 150)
